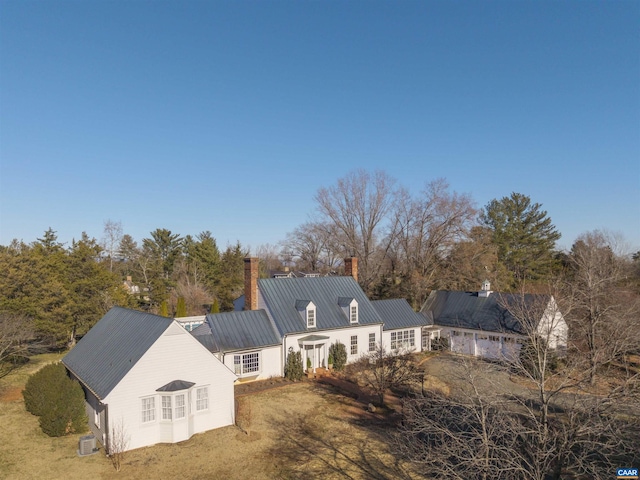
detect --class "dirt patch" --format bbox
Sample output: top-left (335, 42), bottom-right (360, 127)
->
top-left (0, 386), bottom-right (23, 403)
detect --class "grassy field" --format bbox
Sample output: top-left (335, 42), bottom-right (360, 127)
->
top-left (0, 354), bottom-right (419, 480)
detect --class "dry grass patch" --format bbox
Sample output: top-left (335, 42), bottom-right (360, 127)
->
top-left (1, 365), bottom-right (419, 480)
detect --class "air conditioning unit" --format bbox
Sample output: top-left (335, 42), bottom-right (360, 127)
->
top-left (78, 435), bottom-right (97, 456)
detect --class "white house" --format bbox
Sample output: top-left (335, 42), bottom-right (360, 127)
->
top-left (63, 307), bottom-right (236, 453)
top-left (193, 257), bottom-right (432, 381)
top-left (420, 281), bottom-right (568, 361)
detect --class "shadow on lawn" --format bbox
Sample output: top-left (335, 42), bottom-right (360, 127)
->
top-left (265, 384), bottom-right (414, 480)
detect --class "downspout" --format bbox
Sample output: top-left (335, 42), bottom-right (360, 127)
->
top-left (282, 334), bottom-right (288, 377)
top-left (104, 403), bottom-right (110, 455)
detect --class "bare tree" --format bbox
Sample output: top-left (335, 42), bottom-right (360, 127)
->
top-left (315, 169), bottom-right (400, 292)
top-left (108, 418), bottom-right (130, 472)
top-left (281, 221), bottom-right (343, 273)
top-left (396, 287), bottom-right (639, 479)
top-left (0, 312), bottom-right (36, 378)
top-left (567, 230), bottom-right (640, 385)
top-left (101, 220), bottom-right (123, 273)
top-left (358, 344), bottom-right (422, 405)
top-left (389, 179), bottom-right (476, 306)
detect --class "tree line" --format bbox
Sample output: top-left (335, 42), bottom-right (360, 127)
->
top-left (1, 168), bottom-right (639, 357)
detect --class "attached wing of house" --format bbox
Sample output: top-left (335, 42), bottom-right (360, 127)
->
top-left (372, 298), bottom-right (436, 351)
top-left (63, 306), bottom-right (236, 453)
top-left (420, 283), bottom-right (567, 360)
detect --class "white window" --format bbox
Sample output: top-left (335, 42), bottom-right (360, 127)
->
top-left (478, 334), bottom-right (488, 340)
top-left (489, 335), bottom-right (500, 342)
top-left (307, 308), bottom-right (315, 328)
top-left (463, 332), bottom-right (473, 338)
top-left (175, 394), bottom-right (186, 419)
top-left (391, 330), bottom-right (416, 350)
top-left (452, 330), bottom-right (461, 337)
top-left (350, 335), bottom-right (358, 355)
top-left (350, 305), bottom-right (358, 324)
top-left (369, 333), bottom-right (376, 352)
top-left (141, 397), bottom-right (155, 423)
top-left (94, 408), bottom-right (100, 428)
top-left (162, 395), bottom-right (172, 420)
top-left (196, 387), bottom-right (209, 411)
top-left (234, 352), bottom-right (260, 376)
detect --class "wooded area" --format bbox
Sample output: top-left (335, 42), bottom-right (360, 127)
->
top-left (1, 169), bottom-right (639, 365)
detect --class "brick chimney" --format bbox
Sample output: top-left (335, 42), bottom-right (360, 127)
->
top-left (344, 257), bottom-right (358, 283)
top-left (244, 257), bottom-right (259, 310)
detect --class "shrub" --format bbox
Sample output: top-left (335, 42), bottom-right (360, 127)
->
top-left (431, 337), bottom-right (449, 351)
top-left (23, 362), bottom-right (87, 437)
top-left (284, 347), bottom-right (303, 381)
top-left (329, 342), bottom-right (347, 371)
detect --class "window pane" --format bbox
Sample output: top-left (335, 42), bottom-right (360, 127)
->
top-left (234, 355), bottom-right (241, 375)
top-left (350, 335), bottom-right (357, 355)
top-left (175, 394), bottom-right (185, 419)
top-left (368, 333), bottom-right (375, 352)
top-left (142, 397), bottom-right (155, 423)
top-left (196, 387), bottom-right (209, 411)
top-left (243, 352), bottom-right (260, 374)
top-left (162, 396), bottom-right (172, 420)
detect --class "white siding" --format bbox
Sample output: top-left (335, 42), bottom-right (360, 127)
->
top-left (222, 345), bottom-right (281, 381)
top-left (283, 324), bottom-right (382, 370)
top-left (382, 327), bottom-right (421, 353)
top-left (103, 322), bottom-right (235, 452)
top-left (438, 326), bottom-right (525, 361)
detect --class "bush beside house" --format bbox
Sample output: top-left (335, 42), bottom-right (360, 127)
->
top-left (23, 362), bottom-right (87, 437)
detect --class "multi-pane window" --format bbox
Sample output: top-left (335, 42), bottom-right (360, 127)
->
top-left (489, 335), bottom-right (500, 342)
top-left (162, 396), bottom-right (172, 420)
top-left (350, 306), bottom-right (358, 324)
top-left (94, 409), bottom-right (100, 428)
top-left (234, 352), bottom-right (260, 376)
top-left (141, 397), bottom-right (155, 423)
top-left (175, 394), bottom-right (186, 419)
top-left (350, 335), bottom-right (358, 355)
top-left (390, 330), bottom-right (416, 350)
top-left (452, 330), bottom-right (461, 337)
top-left (196, 387), bottom-right (209, 411)
top-left (307, 308), bottom-right (315, 328)
top-left (369, 333), bottom-right (376, 352)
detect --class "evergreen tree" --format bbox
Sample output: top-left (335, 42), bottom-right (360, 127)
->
top-left (210, 298), bottom-right (220, 314)
top-left (23, 362), bottom-right (87, 437)
top-left (159, 301), bottom-right (169, 317)
top-left (481, 193), bottom-right (560, 287)
top-left (175, 297), bottom-right (187, 317)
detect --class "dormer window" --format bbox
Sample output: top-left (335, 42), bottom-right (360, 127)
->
top-left (307, 308), bottom-right (315, 328)
top-left (338, 297), bottom-right (358, 324)
top-left (296, 300), bottom-right (316, 329)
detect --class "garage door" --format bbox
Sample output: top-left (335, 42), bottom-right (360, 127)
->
top-left (451, 331), bottom-right (474, 355)
top-left (476, 334), bottom-right (502, 360)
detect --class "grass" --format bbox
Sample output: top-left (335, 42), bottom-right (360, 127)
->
top-left (0, 354), bottom-right (421, 480)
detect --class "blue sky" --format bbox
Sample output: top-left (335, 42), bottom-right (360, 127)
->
top-left (1, 0), bottom-right (639, 253)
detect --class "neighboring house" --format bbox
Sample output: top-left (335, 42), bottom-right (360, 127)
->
top-left (194, 257), bottom-right (435, 382)
top-left (372, 299), bottom-right (438, 353)
top-left (62, 307), bottom-right (236, 453)
top-left (420, 281), bottom-right (568, 361)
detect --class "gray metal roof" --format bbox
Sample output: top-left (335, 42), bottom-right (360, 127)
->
top-left (156, 380), bottom-right (195, 392)
top-left (195, 310), bottom-right (281, 353)
top-left (372, 299), bottom-right (432, 331)
top-left (62, 307), bottom-right (173, 400)
top-left (420, 290), bottom-right (550, 335)
top-left (258, 276), bottom-right (383, 335)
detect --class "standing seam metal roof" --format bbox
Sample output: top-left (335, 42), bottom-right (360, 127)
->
top-left (62, 307), bottom-right (173, 400)
top-left (420, 290), bottom-right (551, 334)
top-left (371, 299), bottom-right (432, 330)
top-left (194, 310), bottom-right (281, 353)
top-left (258, 276), bottom-right (383, 335)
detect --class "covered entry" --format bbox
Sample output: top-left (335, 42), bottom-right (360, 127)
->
top-left (298, 335), bottom-right (329, 372)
